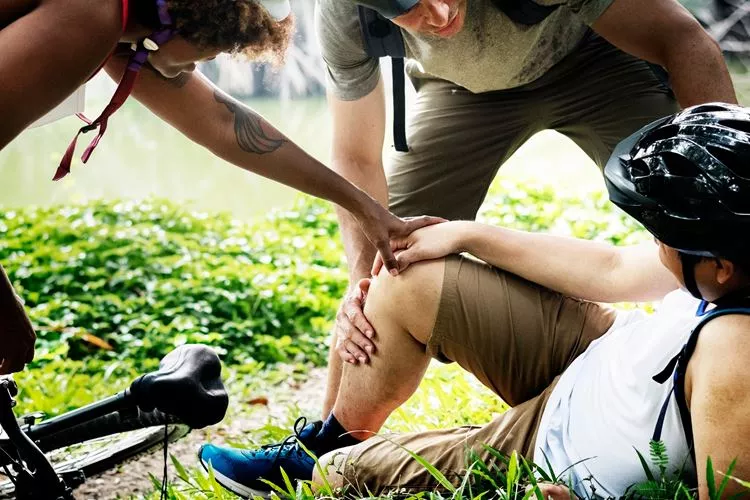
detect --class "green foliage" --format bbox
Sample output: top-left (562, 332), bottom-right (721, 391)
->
top-left (11, 358), bottom-right (140, 415)
top-left (0, 199), bottom-right (347, 370)
top-left (624, 441), bottom-right (695, 500)
top-left (650, 440), bottom-right (670, 478)
top-left (389, 363), bottom-right (508, 433)
top-left (479, 180), bottom-right (649, 246)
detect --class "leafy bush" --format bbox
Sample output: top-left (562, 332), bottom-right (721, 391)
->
top-left (1, 199), bottom-right (347, 370)
top-left (479, 179), bottom-right (649, 246)
top-left (0, 181), bottom-right (648, 371)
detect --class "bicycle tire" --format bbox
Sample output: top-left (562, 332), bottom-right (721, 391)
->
top-left (0, 409), bottom-right (190, 498)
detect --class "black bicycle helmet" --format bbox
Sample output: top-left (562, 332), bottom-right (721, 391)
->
top-left (605, 102), bottom-right (750, 298)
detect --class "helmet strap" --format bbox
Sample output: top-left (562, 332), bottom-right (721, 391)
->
top-left (679, 252), bottom-right (703, 300)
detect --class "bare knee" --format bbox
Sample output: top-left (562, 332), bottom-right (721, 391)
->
top-left (366, 258), bottom-right (446, 344)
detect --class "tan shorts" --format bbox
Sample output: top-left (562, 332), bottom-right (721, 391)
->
top-left (337, 255), bottom-right (617, 494)
top-left (387, 33), bottom-right (679, 220)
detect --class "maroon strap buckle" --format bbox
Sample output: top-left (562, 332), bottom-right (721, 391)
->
top-left (54, 67), bottom-right (139, 181)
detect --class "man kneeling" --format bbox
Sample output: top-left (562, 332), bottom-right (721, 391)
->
top-left (200, 103), bottom-right (750, 499)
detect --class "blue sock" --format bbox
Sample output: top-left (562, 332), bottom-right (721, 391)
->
top-left (312, 413), bottom-right (361, 456)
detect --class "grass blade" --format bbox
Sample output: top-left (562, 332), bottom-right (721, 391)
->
top-left (717, 460), bottom-right (738, 500)
top-left (707, 457), bottom-right (717, 500)
top-left (506, 451), bottom-right (518, 498)
top-left (378, 436), bottom-right (456, 493)
top-left (635, 448), bottom-right (656, 482)
top-left (170, 454), bottom-right (190, 483)
top-left (296, 436), bottom-right (334, 496)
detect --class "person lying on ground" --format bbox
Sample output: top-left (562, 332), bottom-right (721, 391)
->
top-left (0, 0), bottom-right (442, 373)
top-left (200, 103), bottom-right (750, 499)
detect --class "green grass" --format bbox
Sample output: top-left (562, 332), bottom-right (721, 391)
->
top-left (1, 172), bottom-right (746, 498)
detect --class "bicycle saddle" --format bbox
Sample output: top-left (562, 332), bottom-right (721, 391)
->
top-left (129, 344), bottom-right (228, 429)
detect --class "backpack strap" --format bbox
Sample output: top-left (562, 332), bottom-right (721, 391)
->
top-left (652, 302), bottom-right (750, 473)
top-left (355, 0), bottom-right (564, 154)
top-left (358, 7), bottom-right (409, 152)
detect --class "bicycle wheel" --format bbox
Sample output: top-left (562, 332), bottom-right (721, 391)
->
top-left (0, 409), bottom-right (190, 498)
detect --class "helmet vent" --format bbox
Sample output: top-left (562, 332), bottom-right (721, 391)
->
top-left (719, 119), bottom-right (750, 135)
top-left (661, 152), bottom-right (702, 178)
top-left (692, 104), bottom-right (733, 114)
top-left (647, 124), bottom-right (679, 143)
top-left (629, 159), bottom-right (650, 178)
top-left (707, 145), bottom-right (750, 179)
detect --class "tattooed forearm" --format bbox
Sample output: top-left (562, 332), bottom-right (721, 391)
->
top-left (214, 90), bottom-right (287, 154)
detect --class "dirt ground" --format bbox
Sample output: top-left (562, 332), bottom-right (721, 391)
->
top-left (73, 368), bottom-right (327, 499)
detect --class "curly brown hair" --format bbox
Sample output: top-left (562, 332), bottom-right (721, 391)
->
top-left (132, 0), bottom-right (294, 61)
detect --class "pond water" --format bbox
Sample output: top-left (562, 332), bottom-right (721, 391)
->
top-left (0, 92), bottom-right (330, 218)
top-left (0, 86), bottom-right (604, 218)
top-left (4, 73), bottom-right (747, 219)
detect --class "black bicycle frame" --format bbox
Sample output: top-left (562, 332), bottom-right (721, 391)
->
top-left (25, 391), bottom-right (133, 441)
top-left (0, 379), bottom-right (71, 499)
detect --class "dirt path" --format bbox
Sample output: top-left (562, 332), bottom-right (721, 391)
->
top-left (73, 368), bottom-right (327, 499)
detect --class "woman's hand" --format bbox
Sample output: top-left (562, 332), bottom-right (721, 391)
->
top-left (355, 201), bottom-right (446, 276)
top-left (0, 267), bottom-right (36, 374)
top-left (371, 221), bottom-right (472, 276)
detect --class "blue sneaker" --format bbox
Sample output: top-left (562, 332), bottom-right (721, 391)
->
top-left (199, 417), bottom-right (322, 498)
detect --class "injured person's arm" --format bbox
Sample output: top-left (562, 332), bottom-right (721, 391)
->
top-left (379, 221), bottom-right (681, 303)
top-left (686, 314), bottom-right (750, 499)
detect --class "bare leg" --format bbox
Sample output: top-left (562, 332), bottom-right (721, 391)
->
top-left (313, 259), bottom-right (445, 487)
top-left (321, 335), bottom-right (343, 419)
top-left (331, 259), bottom-right (445, 439)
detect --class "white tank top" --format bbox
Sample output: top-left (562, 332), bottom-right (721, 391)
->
top-left (534, 290), bottom-right (702, 497)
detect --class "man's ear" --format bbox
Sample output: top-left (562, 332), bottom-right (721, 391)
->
top-left (715, 257), bottom-right (736, 285)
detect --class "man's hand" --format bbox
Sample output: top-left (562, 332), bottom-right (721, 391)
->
top-left (335, 279), bottom-right (377, 365)
top-left (0, 268), bottom-right (36, 374)
top-left (355, 200), bottom-right (445, 276)
top-left (372, 221), bottom-right (470, 276)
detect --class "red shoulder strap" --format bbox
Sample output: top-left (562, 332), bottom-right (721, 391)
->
top-left (53, 0), bottom-right (133, 181)
top-left (121, 0), bottom-right (129, 31)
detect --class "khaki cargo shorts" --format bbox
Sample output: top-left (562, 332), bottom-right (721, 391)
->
top-left (387, 33), bottom-right (679, 221)
top-left (334, 255), bottom-right (617, 494)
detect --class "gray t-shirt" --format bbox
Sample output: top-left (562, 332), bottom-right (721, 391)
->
top-left (315, 0), bottom-right (616, 100)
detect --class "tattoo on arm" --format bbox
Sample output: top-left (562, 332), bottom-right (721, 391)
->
top-left (213, 90), bottom-right (287, 154)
